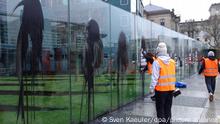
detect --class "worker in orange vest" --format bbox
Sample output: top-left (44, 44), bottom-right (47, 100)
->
top-left (149, 42), bottom-right (175, 124)
top-left (147, 56), bottom-right (155, 75)
top-left (199, 51), bottom-right (220, 101)
top-left (144, 53), bottom-right (156, 100)
top-left (142, 52), bottom-right (155, 75)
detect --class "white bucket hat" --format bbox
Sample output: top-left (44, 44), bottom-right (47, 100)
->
top-left (156, 42), bottom-right (167, 55)
top-left (208, 51), bottom-right (215, 57)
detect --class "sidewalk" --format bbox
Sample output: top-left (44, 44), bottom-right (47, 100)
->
top-left (96, 75), bottom-right (220, 123)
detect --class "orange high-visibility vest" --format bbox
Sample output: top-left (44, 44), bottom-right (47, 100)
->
top-left (147, 57), bottom-right (155, 75)
top-left (155, 58), bottom-right (176, 91)
top-left (147, 62), bottom-right (152, 74)
top-left (204, 58), bottom-right (218, 76)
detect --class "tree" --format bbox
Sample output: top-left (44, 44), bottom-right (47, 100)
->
top-left (203, 15), bottom-right (220, 49)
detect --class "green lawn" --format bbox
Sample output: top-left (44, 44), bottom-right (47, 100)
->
top-left (0, 74), bottom-right (151, 124)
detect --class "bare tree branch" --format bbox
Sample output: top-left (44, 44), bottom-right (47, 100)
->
top-left (203, 15), bottom-right (220, 49)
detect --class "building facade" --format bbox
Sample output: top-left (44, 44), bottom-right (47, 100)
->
top-left (179, 20), bottom-right (206, 41)
top-left (144, 4), bottom-right (180, 31)
top-left (135, 0), bottom-right (144, 16)
top-left (209, 3), bottom-right (220, 16)
top-left (102, 0), bottom-right (144, 17)
top-left (102, 0), bottom-right (131, 12)
top-left (179, 3), bottom-right (220, 45)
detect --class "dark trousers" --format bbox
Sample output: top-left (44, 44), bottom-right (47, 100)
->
top-left (205, 76), bottom-right (216, 94)
top-left (155, 90), bottom-right (173, 124)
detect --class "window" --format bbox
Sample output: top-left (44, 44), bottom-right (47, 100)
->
top-left (160, 19), bottom-right (165, 26)
top-left (215, 10), bottom-right (219, 15)
top-left (120, 0), bottom-right (128, 5)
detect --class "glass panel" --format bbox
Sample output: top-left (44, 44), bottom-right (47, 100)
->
top-left (110, 5), bottom-right (138, 108)
top-left (0, 1), bottom-right (19, 124)
top-left (1, 0), bottom-right (70, 124)
top-left (70, 0), bottom-right (111, 123)
top-left (136, 16), bottom-right (152, 95)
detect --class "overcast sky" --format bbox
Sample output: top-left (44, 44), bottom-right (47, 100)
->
top-left (142, 0), bottom-right (220, 22)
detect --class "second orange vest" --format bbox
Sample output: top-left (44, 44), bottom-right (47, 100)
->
top-left (147, 57), bottom-right (155, 75)
top-left (147, 62), bottom-right (152, 74)
top-left (204, 58), bottom-right (218, 77)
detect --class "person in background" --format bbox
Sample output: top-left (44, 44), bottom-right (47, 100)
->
top-left (140, 37), bottom-right (147, 73)
top-left (140, 38), bottom-right (147, 97)
top-left (150, 42), bottom-right (176, 124)
top-left (143, 52), bottom-right (156, 101)
top-left (145, 52), bottom-right (155, 75)
top-left (199, 51), bottom-right (220, 102)
top-left (140, 48), bottom-right (147, 72)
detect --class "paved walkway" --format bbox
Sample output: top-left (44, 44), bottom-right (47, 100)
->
top-left (96, 75), bottom-right (220, 124)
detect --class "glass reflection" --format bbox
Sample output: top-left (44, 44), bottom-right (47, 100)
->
top-left (116, 32), bottom-right (128, 107)
top-left (82, 19), bottom-right (103, 122)
top-left (12, 0), bottom-right (44, 123)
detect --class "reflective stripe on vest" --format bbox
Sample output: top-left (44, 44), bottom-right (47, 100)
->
top-left (204, 58), bottom-right (218, 76)
top-left (155, 58), bottom-right (176, 91)
top-left (159, 74), bottom-right (175, 79)
top-left (157, 82), bottom-right (176, 86)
